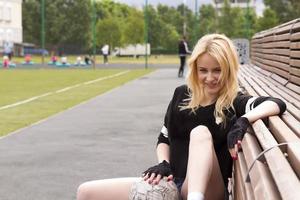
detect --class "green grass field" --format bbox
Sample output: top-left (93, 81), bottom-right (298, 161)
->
top-left (0, 68), bottom-right (153, 137)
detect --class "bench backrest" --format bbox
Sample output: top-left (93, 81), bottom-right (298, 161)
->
top-left (233, 18), bottom-right (300, 200)
top-left (251, 18), bottom-right (300, 94)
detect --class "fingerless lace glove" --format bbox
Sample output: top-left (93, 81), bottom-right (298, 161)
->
top-left (227, 117), bottom-right (250, 149)
top-left (142, 160), bottom-right (172, 177)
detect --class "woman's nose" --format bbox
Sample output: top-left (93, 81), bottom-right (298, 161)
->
top-left (206, 72), bottom-right (214, 81)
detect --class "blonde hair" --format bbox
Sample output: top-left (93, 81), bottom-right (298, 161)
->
top-left (185, 34), bottom-right (239, 125)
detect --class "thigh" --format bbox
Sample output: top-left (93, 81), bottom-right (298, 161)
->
top-left (180, 150), bottom-right (224, 200)
top-left (77, 177), bottom-right (141, 200)
top-left (205, 149), bottom-right (225, 200)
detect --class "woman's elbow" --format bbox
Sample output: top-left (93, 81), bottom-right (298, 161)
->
top-left (277, 100), bottom-right (286, 116)
top-left (271, 98), bottom-right (286, 116)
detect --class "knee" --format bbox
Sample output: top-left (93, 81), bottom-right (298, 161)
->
top-left (77, 182), bottom-right (92, 200)
top-left (190, 125), bottom-right (212, 144)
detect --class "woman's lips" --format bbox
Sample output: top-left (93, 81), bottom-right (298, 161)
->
top-left (205, 83), bottom-right (218, 88)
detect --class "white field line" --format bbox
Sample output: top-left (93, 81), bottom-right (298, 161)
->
top-left (0, 70), bottom-right (130, 111)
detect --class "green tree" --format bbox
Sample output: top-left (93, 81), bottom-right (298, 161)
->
top-left (289, 0), bottom-right (300, 20)
top-left (176, 4), bottom-right (194, 37)
top-left (122, 10), bottom-right (144, 45)
top-left (96, 17), bottom-right (121, 50)
top-left (146, 5), bottom-right (163, 49)
top-left (145, 5), bottom-right (181, 53)
top-left (196, 5), bottom-right (217, 38)
top-left (23, 0), bottom-right (91, 52)
top-left (94, 0), bottom-right (141, 49)
top-left (218, 0), bottom-right (236, 37)
top-left (158, 24), bottom-right (180, 53)
top-left (22, 0), bottom-right (40, 45)
top-left (95, 0), bottom-right (131, 20)
top-left (243, 7), bottom-right (257, 38)
top-left (232, 7), bottom-right (257, 38)
top-left (264, 0), bottom-right (299, 23)
top-left (157, 4), bottom-right (182, 35)
top-left (255, 8), bottom-right (279, 32)
top-left (217, 0), bottom-right (256, 38)
top-left (48, 0), bottom-right (91, 46)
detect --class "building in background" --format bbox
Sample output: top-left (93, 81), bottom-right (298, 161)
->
top-left (213, 0), bottom-right (255, 15)
top-left (0, 0), bottom-right (23, 55)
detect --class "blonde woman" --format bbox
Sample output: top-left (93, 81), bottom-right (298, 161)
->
top-left (77, 34), bottom-right (286, 200)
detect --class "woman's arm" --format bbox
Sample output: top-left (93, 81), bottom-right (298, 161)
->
top-left (242, 100), bottom-right (282, 122)
top-left (156, 143), bottom-right (170, 163)
top-left (143, 143), bottom-right (172, 184)
top-left (228, 97), bottom-right (286, 159)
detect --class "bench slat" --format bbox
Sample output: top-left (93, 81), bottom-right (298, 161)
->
top-left (241, 65), bottom-right (300, 136)
top-left (249, 77), bottom-right (300, 120)
top-left (286, 82), bottom-right (300, 95)
top-left (262, 59), bottom-right (290, 72)
top-left (274, 33), bottom-right (290, 41)
top-left (291, 50), bottom-right (300, 58)
top-left (290, 74), bottom-right (300, 85)
top-left (238, 152), bottom-right (255, 200)
top-left (251, 71), bottom-right (300, 106)
top-left (263, 41), bottom-right (290, 48)
top-left (250, 66), bottom-right (300, 101)
top-left (241, 65), bottom-right (300, 112)
top-left (252, 68), bottom-right (300, 101)
top-left (261, 35), bottom-right (275, 43)
top-left (290, 59), bottom-right (300, 68)
top-left (250, 63), bottom-right (290, 80)
top-left (252, 120), bottom-right (300, 200)
top-left (290, 68), bottom-right (300, 77)
top-left (262, 54), bottom-right (290, 64)
top-left (291, 32), bottom-right (300, 41)
top-left (242, 134), bottom-right (281, 200)
top-left (245, 72), bottom-right (300, 120)
top-left (269, 116), bottom-right (300, 178)
top-left (234, 158), bottom-right (248, 200)
top-left (245, 70), bottom-right (300, 109)
top-left (291, 42), bottom-right (300, 49)
top-left (270, 73), bottom-right (289, 85)
top-left (281, 114), bottom-right (300, 137)
top-left (262, 49), bottom-right (290, 56)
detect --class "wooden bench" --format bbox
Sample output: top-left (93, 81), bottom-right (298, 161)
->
top-left (232, 18), bottom-right (300, 200)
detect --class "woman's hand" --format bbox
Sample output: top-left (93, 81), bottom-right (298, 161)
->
top-left (142, 160), bottom-right (173, 184)
top-left (227, 117), bottom-right (250, 159)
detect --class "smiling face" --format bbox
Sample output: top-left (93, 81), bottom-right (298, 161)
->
top-left (196, 53), bottom-right (222, 98)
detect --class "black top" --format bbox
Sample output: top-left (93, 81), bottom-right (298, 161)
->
top-left (157, 85), bottom-right (286, 186)
top-left (178, 40), bottom-right (189, 55)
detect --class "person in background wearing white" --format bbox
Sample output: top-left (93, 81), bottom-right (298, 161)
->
top-left (101, 44), bottom-right (109, 64)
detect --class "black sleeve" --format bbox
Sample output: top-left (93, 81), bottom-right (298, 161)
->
top-left (251, 96), bottom-right (286, 115)
top-left (157, 100), bottom-right (172, 146)
top-left (157, 85), bottom-right (186, 146)
top-left (233, 92), bottom-right (287, 117)
top-left (233, 92), bottom-right (253, 117)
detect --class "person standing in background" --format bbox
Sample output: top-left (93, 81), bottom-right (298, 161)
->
top-left (3, 41), bottom-right (13, 61)
top-left (178, 36), bottom-right (191, 77)
top-left (101, 44), bottom-right (109, 64)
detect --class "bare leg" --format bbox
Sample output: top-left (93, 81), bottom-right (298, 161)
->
top-left (181, 125), bottom-right (225, 200)
top-left (77, 177), bottom-right (141, 200)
